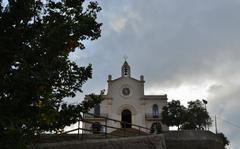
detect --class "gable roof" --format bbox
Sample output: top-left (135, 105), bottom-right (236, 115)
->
top-left (108, 76), bottom-right (145, 83)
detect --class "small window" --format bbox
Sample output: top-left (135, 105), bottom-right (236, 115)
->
top-left (152, 104), bottom-right (159, 118)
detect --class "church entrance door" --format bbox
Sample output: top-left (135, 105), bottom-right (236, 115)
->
top-left (121, 109), bottom-right (132, 128)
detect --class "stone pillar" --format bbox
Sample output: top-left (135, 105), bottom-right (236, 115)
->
top-left (140, 75), bottom-right (144, 81)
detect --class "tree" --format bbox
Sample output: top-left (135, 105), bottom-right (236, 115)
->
top-left (0, 0), bottom-right (102, 148)
top-left (217, 132), bottom-right (229, 149)
top-left (162, 100), bottom-right (212, 130)
top-left (181, 100), bottom-right (212, 130)
top-left (162, 100), bottom-right (186, 130)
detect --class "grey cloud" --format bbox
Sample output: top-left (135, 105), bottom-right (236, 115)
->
top-left (69, 1), bottom-right (240, 148)
top-left (208, 83), bottom-right (240, 149)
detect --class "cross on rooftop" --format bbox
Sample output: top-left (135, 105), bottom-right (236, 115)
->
top-left (123, 55), bottom-right (128, 61)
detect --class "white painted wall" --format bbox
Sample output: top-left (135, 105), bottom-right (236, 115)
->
top-left (83, 62), bottom-right (168, 133)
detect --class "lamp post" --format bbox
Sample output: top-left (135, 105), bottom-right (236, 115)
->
top-left (202, 99), bottom-right (208, 130)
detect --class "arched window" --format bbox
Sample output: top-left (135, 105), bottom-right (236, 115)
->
top-left (94, 104), bottom-right (100, 116)
top-left (152, 104), bottom-right (159, 118)
top-left (121, 61), bottom-right (131, 77)
top-left (92, 122), bottom-right (102, 134)
top-left (124, 67), bottom-right (128, 75)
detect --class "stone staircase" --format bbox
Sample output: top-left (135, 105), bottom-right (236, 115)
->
top-left (110, 128), bottom-right (148, 137)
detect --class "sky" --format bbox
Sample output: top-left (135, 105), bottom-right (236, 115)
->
top-left (68, 1), bottom-right (240, 149)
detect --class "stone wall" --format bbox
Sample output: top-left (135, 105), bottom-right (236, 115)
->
top-left (37, 131), bottom-right (224, 149)
top-left (37, 135), bottom-right (166, 149)
top-left (164, 130), bottom-right (224, 149)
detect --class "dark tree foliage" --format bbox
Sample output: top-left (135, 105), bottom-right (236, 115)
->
top-left (0, 0), bottom-right (102, 148)
top-left (181, 100), bottom-right (212, 130)
top-left (162, 100), bottom-right (186, 130)
top-left (217, 132), bottom-right (229, 149)
top-left (162, 100), bottom-right (212, 130)
top-left (150, 122), bottom-right (162, 134)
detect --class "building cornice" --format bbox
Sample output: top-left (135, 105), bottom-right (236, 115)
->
top-left (142, 94), bottom-right (168, 100)
top-left (108, 76), bottom-right (145, 83)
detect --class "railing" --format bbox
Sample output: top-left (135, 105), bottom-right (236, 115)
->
top-left (83, 113), bottom-right (108, 119)
top-left (56, 112), bottom-right (151, 141)
top-left (145, 113), bottom-right (162, 119)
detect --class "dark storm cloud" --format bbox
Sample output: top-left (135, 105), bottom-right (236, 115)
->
top-left (69, 1), bottom-right (240, 148)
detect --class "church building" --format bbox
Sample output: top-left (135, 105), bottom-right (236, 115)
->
top-left (83, 61), bottom-right (168, 133)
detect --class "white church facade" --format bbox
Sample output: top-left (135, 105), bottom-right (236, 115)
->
top-left (83, 61), bottom-right (168, 133)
